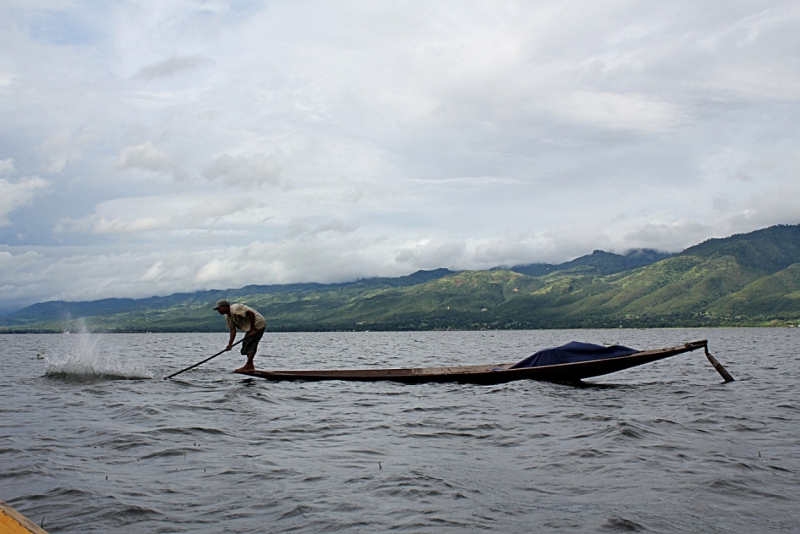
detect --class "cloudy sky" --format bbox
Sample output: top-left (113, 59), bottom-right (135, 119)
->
top-left (1, 1), bottom-right (799, 313)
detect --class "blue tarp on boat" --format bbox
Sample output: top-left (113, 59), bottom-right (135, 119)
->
top-left (509, 341), bottom-right (640, 369)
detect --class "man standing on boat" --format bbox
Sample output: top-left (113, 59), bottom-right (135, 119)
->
top-left (213, 299), bottom-right (267, 372)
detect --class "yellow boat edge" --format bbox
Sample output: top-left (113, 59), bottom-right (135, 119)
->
top-left (0, 501), bottom-right (48, 534)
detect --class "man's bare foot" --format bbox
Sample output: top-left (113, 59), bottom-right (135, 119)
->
top-left (235, 366), bottom-right (256, 373)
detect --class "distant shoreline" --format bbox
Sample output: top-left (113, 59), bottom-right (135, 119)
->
top-left (3, 225), bottom-right (799, 333)
top-left (2, 323), bottom-right (797, 334)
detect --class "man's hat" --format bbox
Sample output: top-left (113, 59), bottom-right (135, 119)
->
top-left (213, 299), bottom-right (230, 310)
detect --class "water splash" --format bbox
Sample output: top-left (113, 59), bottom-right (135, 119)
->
top-left (45, 322), bottom-right (153, 380)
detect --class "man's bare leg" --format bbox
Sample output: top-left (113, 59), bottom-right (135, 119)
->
top-left (236, 353), bottom-right (256, 372)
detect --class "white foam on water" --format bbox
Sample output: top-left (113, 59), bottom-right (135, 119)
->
top-left (45, 323), bottom-right (153, 380)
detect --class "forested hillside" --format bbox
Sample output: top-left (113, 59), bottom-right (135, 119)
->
top-left (3, 225), bottom-right (799, 332)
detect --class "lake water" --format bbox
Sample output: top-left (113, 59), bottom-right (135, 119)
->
top-left (1, 328), bottom-right (798, 533)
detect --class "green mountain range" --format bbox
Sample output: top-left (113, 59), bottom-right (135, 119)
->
top-left (3, 225), bottom-right (800, 332)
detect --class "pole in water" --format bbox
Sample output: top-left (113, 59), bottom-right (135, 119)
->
top-left (164, 338), bottom-right (244, 380)
top-left (704, 344), bottom-right (734, 383)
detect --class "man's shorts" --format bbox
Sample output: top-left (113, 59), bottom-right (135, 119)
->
top-left (241, 328), bottom-right (265, 355)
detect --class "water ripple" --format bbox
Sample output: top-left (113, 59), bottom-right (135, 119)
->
top-left (2, 329), bottom-right (800, 533)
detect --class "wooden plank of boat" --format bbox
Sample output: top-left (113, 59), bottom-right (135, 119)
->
top-left (235, 340), bottom-right (711, 385)
top-left (0, 501), bottom-right (48, 534)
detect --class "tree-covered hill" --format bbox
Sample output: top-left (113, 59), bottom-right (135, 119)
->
top-left (679, 225), bottom-right (800, 274)
top-left (503, 248), bottom-right (673, 277)
top-left (2, 225), bottom-right (799, 332)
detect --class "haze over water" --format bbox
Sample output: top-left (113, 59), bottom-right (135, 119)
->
top-left (2, 328), bottom-right (798, 533)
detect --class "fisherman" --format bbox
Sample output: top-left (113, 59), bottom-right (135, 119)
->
top-left (213, 299), bottom-right (267, 372)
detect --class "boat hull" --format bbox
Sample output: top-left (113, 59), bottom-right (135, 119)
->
top-left (236, 340), bottom-right (709, 385)
top-left (0, 501), bottom-right (48, 534)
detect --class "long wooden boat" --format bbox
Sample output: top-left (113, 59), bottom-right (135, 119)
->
top-left (236, 340), bottom-right (733, 385)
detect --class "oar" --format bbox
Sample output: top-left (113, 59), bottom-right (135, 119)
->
top-left (704, 343), bottom-right (734, 383)
top-left (164, 338), bottom-right (244, 380)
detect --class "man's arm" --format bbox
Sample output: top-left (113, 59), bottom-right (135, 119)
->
top-left (226, 324), bottom-right (237, 350)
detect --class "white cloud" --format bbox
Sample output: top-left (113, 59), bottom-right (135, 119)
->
top-left (0, 71), bottom-right (15, 90)
top-left (36, 130), bottom-right (94, 174)
top-left (710, 60), bottom-right (800, 101)
top-left (140, 260), bottom-right (164, 282)
top-left (723, 185), bottom-right (800, 232)
top-left (203, 152), bottom-right (282, 188)
top-left (408, 176), bottom-right (526, 187)
top-left (134, 55), bottom-right (212, 80)
top-left (117, 142), bottom-right (188, 181)
top-left (1, 1), bottom-right (800, 310)
top-left (395, 239), bottom-right (468, 269)
top-left (622, 220), bottom-right (714, 252)
top-left (0, 159), bottom-right (14, 175)
top-left (0, 177), bottom-right (49, 227)
top-left (472, 228), bottom-right (614, 268)
top-left (285, 217), bottom-right (360, 238)
top-left (117, 142), bottom-right (172, 172)
top-left (548, 91), bottom-right (685, 133)
top-left (0, 236), bottom-right (415, 309)
top-left (58, 194), bottom-right (264, 236)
